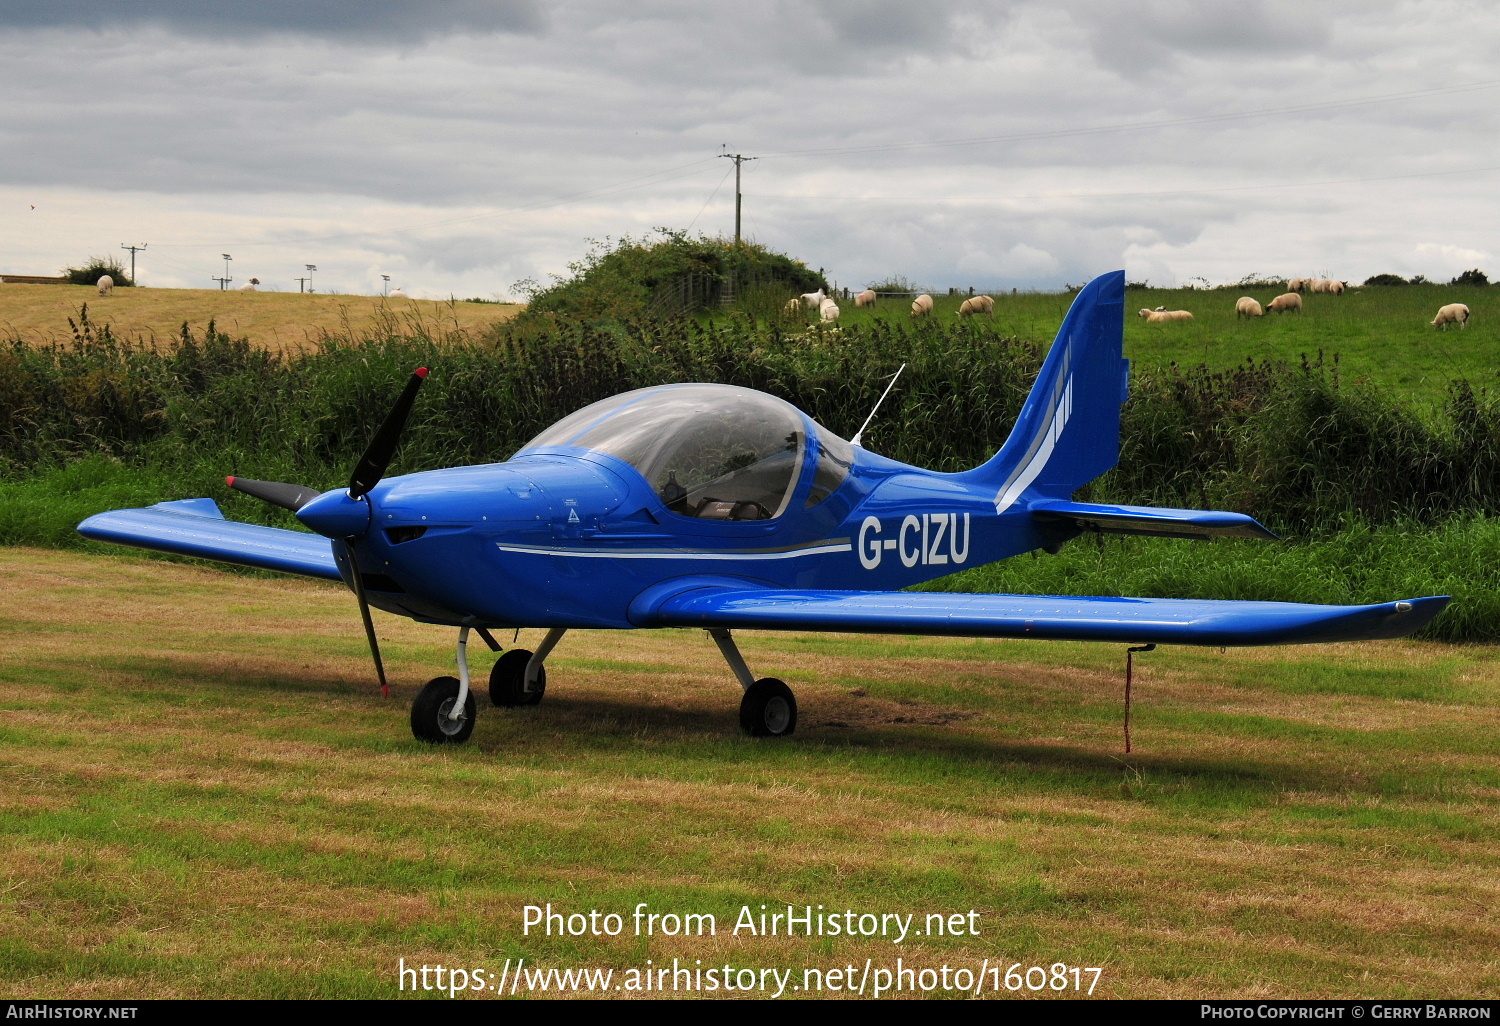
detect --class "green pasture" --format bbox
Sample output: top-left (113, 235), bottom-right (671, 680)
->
top-left (767, 285), bottom-right (1500, 402)
top-left (1, 548), bottom-right (1496, 998)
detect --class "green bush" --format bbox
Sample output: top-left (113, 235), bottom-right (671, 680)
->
top-left (512, 230), bottom-right (827, 328)
top-left (60, 256), bottom-right (134, 287)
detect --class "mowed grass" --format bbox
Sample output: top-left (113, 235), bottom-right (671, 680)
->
top-left (0, 283), bottom-right (520, 352)
top-left (1, 548), bottom-right (1497, 998)
top-left (771, 286), bottom-right (1500, 401)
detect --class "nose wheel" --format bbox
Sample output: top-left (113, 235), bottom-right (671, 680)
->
top-left (411, 676), bottom-right (476, 744)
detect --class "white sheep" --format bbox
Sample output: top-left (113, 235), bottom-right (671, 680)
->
top-left (390, 287), bottom-right (408, 299)
top-left (854, 289), bottom-right (877, 308)
top-left (819, 298), bottom-right (840, 323)
top-left (1138, 308), bottom-right (1194, 323)
top-left (238, 277), bottom-right (260, 292)
top-left (1235, 296), bottom-right (1264, 318)
top-left (800, 288), bottom-right (826, 310)
top-left (782, 297), bottom-right (803, 316)
top-left (1287, 277), bottom-right (1309, 293)
top-left (96, 274), bottom-right (113, 296)
top-left (910, 294), bottom-right (934, 318)
top-left (1267, 293), bottom-right (1303, 314)
top-left (1432, 303), bottom-right (1470, 329)
top-left (957, 295), bottom-right (995, 318)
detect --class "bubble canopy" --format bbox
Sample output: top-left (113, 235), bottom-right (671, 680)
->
top-left (518, 384), bottom-right (851, 521)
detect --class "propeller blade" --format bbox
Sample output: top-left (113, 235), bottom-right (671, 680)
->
top-left (226, 476), bottom-right (322, 512)
top-left (348, 367), bottom-right (428, 499)
top-left (343, 540), bottom-right (389, 697)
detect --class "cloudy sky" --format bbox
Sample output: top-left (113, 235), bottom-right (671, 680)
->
top-left (1, 1), bottom-right (1496, 297)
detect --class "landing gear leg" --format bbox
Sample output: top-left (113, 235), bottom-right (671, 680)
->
top-left (709, 629), bottom-right (797, 737)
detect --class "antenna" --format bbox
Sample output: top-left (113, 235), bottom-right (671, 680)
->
top-left (211, 253), bottom-right (233, 291)
top-left (850, 363), bottom-right (906, 448)
top-left (380, 274), bottom-right (390, 296)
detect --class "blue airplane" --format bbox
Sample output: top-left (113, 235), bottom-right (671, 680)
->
top-left (78, 271), bottom-right (1449, 745)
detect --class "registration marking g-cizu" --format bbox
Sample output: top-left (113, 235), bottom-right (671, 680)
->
top-left (858, 513), bottom-right (971, 570)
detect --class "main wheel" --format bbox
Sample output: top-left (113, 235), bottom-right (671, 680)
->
top-left (410, 675), bottom-right (476, 744)
top-left (739, 677), bottom-right (797, 737)
top-left (489, 649), bottom-right (546, 707)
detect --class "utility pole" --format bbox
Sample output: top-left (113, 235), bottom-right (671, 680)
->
top-left (212, 253), bottom-right (233, 291)
top-left (381, 274), bottom-right (390, 296)
top-left (305, 264), bottom-right (317, 294)
top-left (120, 243), bottom-right (146, 284)
top-left (719, 150), bottom-right (757, 247)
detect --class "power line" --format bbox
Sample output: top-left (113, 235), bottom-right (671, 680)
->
top-left (686, 165), bottom-right (735, 233)
top-left (148, 158), bottom-right (723, 250)
top-left (749, 160), bottom-right (1500, 206)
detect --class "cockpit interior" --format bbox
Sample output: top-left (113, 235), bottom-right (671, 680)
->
top-left (519, 384), bottom-right (854, 520)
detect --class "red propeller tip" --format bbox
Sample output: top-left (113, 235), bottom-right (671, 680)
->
top-left (225, 476), bottom-right (235, 487)
top-left (414, 367), bottom-right (429, 379)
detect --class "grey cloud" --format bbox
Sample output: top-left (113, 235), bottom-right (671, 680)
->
top-left (0, 0), bottom-right (546, 42)
top-left (1075, 1), bottom-right (1335, 77)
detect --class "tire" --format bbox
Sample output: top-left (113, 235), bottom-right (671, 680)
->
top-left (489, 649), bottom-right (545, 707)
top-left (410, 675), bottom-right (476, 744)
top-left (739, 677), bottom-right (797, 737)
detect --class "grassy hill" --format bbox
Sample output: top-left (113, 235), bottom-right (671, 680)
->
top-left (769, 285), bottom-right (1500, 402)
top-left (0, 283), bottom-right (520, 352)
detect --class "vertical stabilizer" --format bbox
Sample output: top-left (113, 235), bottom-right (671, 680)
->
top-left (957, 270), bottom-right (1127, 512)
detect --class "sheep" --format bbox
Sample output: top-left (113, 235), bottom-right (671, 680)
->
top-left (96, 274), bottom-right (113, 296)
top-left (1235, 296), bottom-right (1264, 318)
top-left (910, 293), bottom-right (934, 318)
top-left (1432, 303), bottom-right (1470, 329)
top-left (390, 287), bottom-right (408, 299)
top-left (957, 295), bottom-right (995, 318)
top-left (1137, 308), bottom-right (1194, 323)
top-left (238, 277), bottom-right (260, 292)
top-left (1327, 279), bottom-right (1345, 295)
top-left (819, 298), bottom-right (840, 323)
top-left (782, 297), bottom-right (803, 316)
top-left (854, 289), bottom-right (877, 308)
top-left (1307, 278), bottom-right (1346, 295)
top-left (800, 288), bottom-right (826, 310)
top-left (1287, 277), bottom-right (1309, 293)
top-left (1266, 292), bottom-right (1303, 314)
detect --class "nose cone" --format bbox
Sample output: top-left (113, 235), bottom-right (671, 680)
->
top-left (296, 489), bottom-right (372, 538)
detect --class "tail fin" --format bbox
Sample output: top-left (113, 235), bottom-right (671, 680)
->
top-left (958, 270), bottom-right (1127, 513)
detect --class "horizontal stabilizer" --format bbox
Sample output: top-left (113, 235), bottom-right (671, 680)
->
top-left (78, 499), bottom-right (341, 581)
top-left (1032, 500), bottom-right (1279, 541)
top-left (632, 578), bottom-right (1449, 647)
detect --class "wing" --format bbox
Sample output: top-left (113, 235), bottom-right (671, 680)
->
top-left (77, 498), bottom-right (342, 582)
top-left (630, 578), bottom-right (1449, 646)
top-left (1031, 499), bottom-right (1279, 541)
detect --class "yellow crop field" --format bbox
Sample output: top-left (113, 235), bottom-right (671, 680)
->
top-left (0, 282), bottom-right (521, 351)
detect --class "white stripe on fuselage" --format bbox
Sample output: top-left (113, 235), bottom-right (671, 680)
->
top-left (494, 540), bottom-right (853, 560)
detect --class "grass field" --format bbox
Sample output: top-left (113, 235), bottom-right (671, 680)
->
top-left (770, 286), bottom-right (1500, 402)
top-left (2, 547), bottom-right (1497, 999)
top-left (0, 283), bottom-right (520, 352)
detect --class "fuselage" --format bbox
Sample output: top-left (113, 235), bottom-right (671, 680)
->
top-left (315, 387), bottom-right (1062, 629)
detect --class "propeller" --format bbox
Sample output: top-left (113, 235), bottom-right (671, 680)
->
top-left (228, 366), bottom-right (430, 697)
top-left (225, 477), bottom-right (321, 512)
top-left (349, 367), bottom-right (428, 499)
